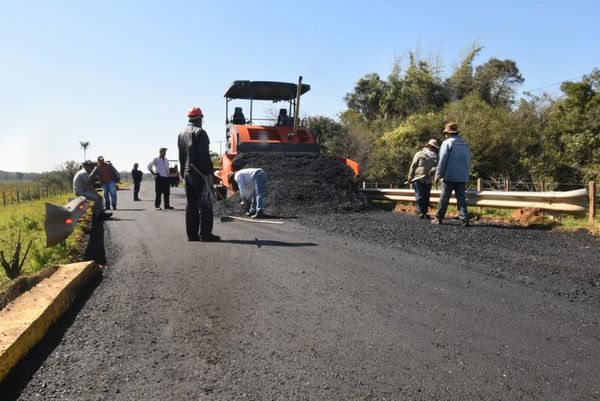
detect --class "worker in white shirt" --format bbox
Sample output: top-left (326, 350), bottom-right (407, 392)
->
top-left (147, 147), bottom-right (173, 210)
top-left (227, 168), bottom-right (267, 218)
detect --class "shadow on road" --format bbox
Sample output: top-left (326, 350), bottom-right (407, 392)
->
top-left (84, 218), bottom-right (107, 265)
top-left (0, 274), bottom-right (102, 401)
top-left (221, 238), bottom-right (318, 248)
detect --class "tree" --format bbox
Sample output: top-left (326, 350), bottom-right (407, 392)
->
top-left (445, 45), bottom-right (482, 101)
top-left (545, 69), bottom-right (600, 182)
top-left (369, 112), bottom-right (443, 182)
top-left (62, 160), bottom-right (80, 183)
top-left (308, 116), bottom-right (347, 155)
top-left (474, 58), bottom-right (524, 108)
top-left (344, 73), bottom-right (386, 123)
top-left (80, 141), bottom-right (90, 160)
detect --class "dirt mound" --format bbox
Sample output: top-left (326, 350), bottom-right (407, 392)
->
top-left (510, 208), bottom-right (556, 228)
top-left (214, 152), bottom-right (369, 217)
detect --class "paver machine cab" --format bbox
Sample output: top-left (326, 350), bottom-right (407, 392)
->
top-left (216, 77), bottom-right (359, 192)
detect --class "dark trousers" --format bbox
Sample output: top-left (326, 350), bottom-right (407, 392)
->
top-left (155, 176), bottom-right (170, 208)
top-left (413, 180), bottom-right (432, 215)
top-left (133, 182), bottom-right (141, 200)
top-left (184, 174), bottom-right (213, 239)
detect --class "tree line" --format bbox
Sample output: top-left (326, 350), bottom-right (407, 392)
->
top-left (309, 46), bottom-right (600, 190)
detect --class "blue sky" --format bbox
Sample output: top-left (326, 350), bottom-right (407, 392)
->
top-left (1, 0), bottom-right (598, 173)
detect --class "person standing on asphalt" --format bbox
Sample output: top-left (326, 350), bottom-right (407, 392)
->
top-left (90, 156), bottom-right (120, 210)
top-left (131, 163), bottom-right (143, 201)
top-left (73, 160), bottom-right (112, 220)
top-left (147, 147), bottom-right (173, 210)
top-left (177, 106), bottom-right (220, 242)
top-left (226, 168), bottom-right (268, 218)
top-left (432, 122), bottom-right (471, 226)
top-left (407, 139), bottom-right (439, 219)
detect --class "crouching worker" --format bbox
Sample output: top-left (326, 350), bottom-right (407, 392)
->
top-left (227, 168), bottom-right (267, 218)
top-left (73, 160), bottom-right (112, 220)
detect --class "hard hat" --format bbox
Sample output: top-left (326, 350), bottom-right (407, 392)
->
top-left (188, 107), bottom-right (203, 118)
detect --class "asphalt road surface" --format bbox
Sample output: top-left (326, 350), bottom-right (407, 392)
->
top-left (1, 184), bottom-right (599, 400)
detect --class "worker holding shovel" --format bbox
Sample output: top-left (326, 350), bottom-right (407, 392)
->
top-left (407, 139), bottom-right (439, 219)
top-left (177, 106), bottom-right (221, 242)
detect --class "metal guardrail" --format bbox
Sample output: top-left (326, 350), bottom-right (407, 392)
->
top-left (360, 188), bottom-right (589, 215)
top-left (44, 196), bottom-right (90, 246)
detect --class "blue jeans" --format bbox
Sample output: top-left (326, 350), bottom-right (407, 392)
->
top-left (436, 181), bottom-right (469, 222)
top-left (102, 181), bottom-right (117, 209)
top-left (249, 170), bottom-right (267, 214)
top-left (413, 180), bottom-right (432, 215)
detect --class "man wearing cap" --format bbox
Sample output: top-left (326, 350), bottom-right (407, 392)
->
top-left (73, 161), bottom-right (112, 220)
top-left (177, 106), bottom-right (220, 242)
top-left (148, 147), bottom-right (173, 210)
top-left (90, 156), bottom-right (120, 210)
top-left (407, 139), bottom-right (439, 219)
top-left (432, 122), bottom-right (471, 226)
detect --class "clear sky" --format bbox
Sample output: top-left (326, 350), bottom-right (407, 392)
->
top-left (1, 0), bottom-right (598, 173)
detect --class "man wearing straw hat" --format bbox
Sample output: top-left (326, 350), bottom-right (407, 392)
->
top-left (407, 138), bottom-right (439, 219)
top-left (432, 122), bottom-right (471, 226)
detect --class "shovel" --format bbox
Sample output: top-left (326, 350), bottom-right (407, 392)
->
top-left (403, 174), bottom-right (426, 185)
top-left (220, 215), bottom-right (284, 225)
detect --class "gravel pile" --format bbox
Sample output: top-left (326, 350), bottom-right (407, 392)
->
top-left (301, 210), bottom-right (600, 305)
top-left (214, 152), bottom-right (369, 217)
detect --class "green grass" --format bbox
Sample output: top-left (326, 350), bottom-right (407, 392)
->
top-left (0, 193), bottom-right (88, 287)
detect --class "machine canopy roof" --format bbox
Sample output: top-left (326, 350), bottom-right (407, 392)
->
top-left (224, 80), bottom-right (311, 101)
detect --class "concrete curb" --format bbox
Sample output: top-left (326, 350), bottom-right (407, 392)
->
top-left (0, 261), bottom-right (100, 382)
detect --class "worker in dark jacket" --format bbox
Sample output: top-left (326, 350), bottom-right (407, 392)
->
top-left (131, 163), bottom-right (143, 201)
top-left (177, 106), bottom-right (220, 242)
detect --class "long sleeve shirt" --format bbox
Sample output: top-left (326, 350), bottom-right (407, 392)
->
top-left (178, 123), bottom-right (214, 177)
top-left (234, 168), bottom-right (263, 201)
top-left (435, 134), bottom-right (471, 182)
top-left (148, 157), bottom-right (170, 177)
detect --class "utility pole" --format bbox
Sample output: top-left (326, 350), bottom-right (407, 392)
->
top-left (216, 140), bottom-right (226, 155)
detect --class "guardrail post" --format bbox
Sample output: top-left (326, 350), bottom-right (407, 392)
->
top-left (504, 179), bottom-right (510, 191)
top-left (589, 181), bottom-right (597, 224)
top-left (477, 178), bottom-right (482, 192)
top-left (540, 180), bottom-right (545, 192)
top-left (362, 181), bottom-right (366, 189)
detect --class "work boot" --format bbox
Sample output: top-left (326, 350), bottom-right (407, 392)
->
top-left (164, 206), bottom-right (174, 210)
top-left (200, 234), bottom-right (221, 242)
top-left (101, 212), bottom-right (113, 220)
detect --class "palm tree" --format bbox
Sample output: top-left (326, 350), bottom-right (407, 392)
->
top-left (80, 141), bottom-right (90, 160)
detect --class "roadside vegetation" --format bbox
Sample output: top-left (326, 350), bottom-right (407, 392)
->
top-left (0, 191), bottom-right (90, 288)
top-left (308, 45), bottom-right (599, 192)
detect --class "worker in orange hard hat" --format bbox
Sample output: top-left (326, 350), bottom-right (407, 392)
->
top-left (177, 106), bottom-right (220, 242)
